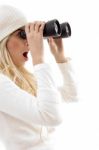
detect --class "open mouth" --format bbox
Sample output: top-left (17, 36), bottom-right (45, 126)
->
top-left (23, 52), bottom-right (28, 59)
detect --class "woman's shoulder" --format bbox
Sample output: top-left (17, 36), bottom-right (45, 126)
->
top-left (0, 73), bottom-right (10, 83)
top-left (0, 73), bottom-right (19, 92)
top-left (0, 73), bottom-right (6, 79)
top-left (0, 73), bottom-right (7, 78)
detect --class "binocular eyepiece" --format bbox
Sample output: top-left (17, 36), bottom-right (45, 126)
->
top-left (20, 19), bottom-right (71, 39)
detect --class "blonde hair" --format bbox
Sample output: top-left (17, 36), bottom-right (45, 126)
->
top-left (0, 37), bottom-right (37, 96)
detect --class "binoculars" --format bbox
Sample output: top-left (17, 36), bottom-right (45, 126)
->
top-left (20, 19), bottom-right (71, 39)
top-left (43, 19), bottom-right (71, 38)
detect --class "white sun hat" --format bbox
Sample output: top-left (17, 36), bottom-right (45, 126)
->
top-left (0, 5), bottom-right (27, 41)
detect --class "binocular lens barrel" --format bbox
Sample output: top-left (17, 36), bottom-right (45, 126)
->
top-left (43, 19), bottom-right (61, 37)
top-left (60, 22), bottom-right (71, 38)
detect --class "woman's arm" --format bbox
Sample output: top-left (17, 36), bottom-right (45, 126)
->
top-left (47, 37), bottom-right (77, 102)
top-left (57, 61), bottom-right (77, 102)
top-left (0, 63), bottom-right (62, 126)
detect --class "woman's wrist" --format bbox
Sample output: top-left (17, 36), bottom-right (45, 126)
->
top-left (56, 60), bottom-right (68, 63)
top-left (56, 56), bottom-right (71, 63)
top-left (55, 56), bottom-right (69, 63)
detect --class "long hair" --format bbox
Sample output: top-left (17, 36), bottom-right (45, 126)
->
top-left (0, 36), bottom-right (37, 96)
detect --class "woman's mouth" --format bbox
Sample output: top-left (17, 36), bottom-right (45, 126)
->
top-left (23, 52), bottom-right (29, 60)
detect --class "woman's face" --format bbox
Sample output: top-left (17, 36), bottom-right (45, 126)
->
top-left (6, 27), bottom-right (29, 67)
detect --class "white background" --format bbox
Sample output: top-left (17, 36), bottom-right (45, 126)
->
top-left (0, 0), bottom-right (99, 150)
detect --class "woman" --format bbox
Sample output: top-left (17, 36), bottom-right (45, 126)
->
top-left (0, 5), bottom-right (77, 150)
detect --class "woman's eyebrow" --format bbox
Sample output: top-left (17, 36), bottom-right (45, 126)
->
top-left (12, 28), bottom-right (25, 35)
top-left (16, 28), bottom-right (25, 32)
top-left (15, 26), bottom-right (25, 32)
top-left (19, 27), bottom-right (25, 30)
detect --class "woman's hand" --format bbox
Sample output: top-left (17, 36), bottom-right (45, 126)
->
top-left (47, 37), bottom-right (69, 63)
top-left (25, 21), bottom-right (45, 65)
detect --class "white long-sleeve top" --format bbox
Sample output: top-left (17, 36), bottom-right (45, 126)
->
top-left (0, 62), bottom-right (77, 150)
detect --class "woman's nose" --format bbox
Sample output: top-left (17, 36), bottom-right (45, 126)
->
top-left (24, 40), bottom-right (29, 50)
top-left (24, 39), bottom-right (28, 46)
